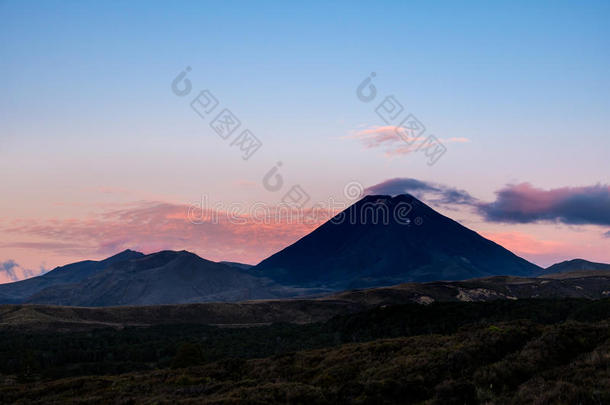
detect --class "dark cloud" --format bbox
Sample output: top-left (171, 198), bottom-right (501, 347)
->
top-left (603, 231), bottom-right (610, 238)
top-left (364, 178), bottom-right (477, 206)
top-left (477, 183), bottom-right (610, 226)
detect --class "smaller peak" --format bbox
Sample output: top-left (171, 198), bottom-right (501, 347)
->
top-left (100, 249), bottom-right (144, 265)
top-left (146, 249), bottom-right (206, 261)
top-left (545, 258), bottom-right (610, 272)
top-left (119, 249), bottom-right (138, 254)
top-left (158, 249), bottom-right (195, 256)
top-left (175, 250), bottom-right (202, 258)
top-left (106, 249), bottom-right (144, 259)
top-left (548, 258), bottom-right (593, 267)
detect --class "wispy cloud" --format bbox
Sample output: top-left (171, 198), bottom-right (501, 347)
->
top-left (478, 231), bottom-right (583, 267)
top-left (0, 260), bottom-right (19, 282)
top-left (349, 126), bottom-right (470, 157)
top-left (0, 241), bottom-right (91, 252)
top-left (481, 231), bottom-right (568, 256)
top-left (0, 259), bottom-right (47, 284)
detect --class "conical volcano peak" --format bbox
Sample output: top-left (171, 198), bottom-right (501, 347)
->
top-left (358, 193), bottom-right (430, 209)
top-left (344, 193), bottom-right (439, 227)
top-left (255, 193), bottom-right (541, 288)
top-left (360, 193), bottom-right (416, 201)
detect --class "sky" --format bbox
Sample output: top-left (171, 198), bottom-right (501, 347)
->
top-left (1, 0), bottom-right (609, 282)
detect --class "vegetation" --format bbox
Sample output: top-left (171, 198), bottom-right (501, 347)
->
top-left (0, 299), bottom-right (609, 403)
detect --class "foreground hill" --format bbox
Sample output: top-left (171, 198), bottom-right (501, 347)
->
top-left (2, 270), bottom-right (609, 331)
top-left (330, 271), bottom-right (610, 306)
top-left (255, 194), bottom-right (542, 288)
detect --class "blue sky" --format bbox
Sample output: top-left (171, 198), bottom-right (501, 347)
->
top-left (1, 0), bottom-right (609, 274)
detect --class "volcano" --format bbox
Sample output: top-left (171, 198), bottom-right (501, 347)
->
top-left (254, 194), bottom-right (542, 289)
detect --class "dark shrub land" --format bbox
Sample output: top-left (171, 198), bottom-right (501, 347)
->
top-left (0, 299), bottom-right (609, 404)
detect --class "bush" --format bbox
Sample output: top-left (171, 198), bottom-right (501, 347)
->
top-left (171, 342), bottom-right (204, 369)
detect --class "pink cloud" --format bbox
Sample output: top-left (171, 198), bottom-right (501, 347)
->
top-left (353, 126), bottom-right (409, 148)
top-left (478, 183), bottom-right (610, 225)
top-left (2, 201), bottom-right (336, 266)
top-left (444, 137), bottom-right (470, 143)
top-left (481, 231), bottom-right (568, 256)
top-left (350, 126), bottom-right (470, 157)
top-left (480, 230), bottom-right (609, 267)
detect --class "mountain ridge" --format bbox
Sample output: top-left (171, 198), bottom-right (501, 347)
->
top-left (0, 249), bottom-right (145, 304)
top-left (22, 250), bottom-right (295, 306)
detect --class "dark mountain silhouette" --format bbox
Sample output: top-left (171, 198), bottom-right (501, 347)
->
top-left (21, 250), bottom-right (291, 306)
top-left (543, 258), bottom-right (610, 274)
top-left (0, 249), bottom-right (144, 304)
top-left (5, 194), bottom-right (596, 307)
top-left (254, 194), bottom-right (542, 288)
